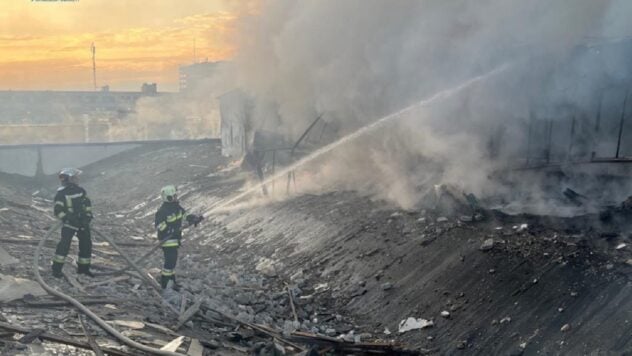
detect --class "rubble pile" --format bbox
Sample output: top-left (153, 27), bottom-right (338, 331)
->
top-left (0, 143), bottom-right (631, 354)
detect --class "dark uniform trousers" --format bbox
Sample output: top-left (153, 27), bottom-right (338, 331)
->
top-left (52, 183), bottom-right (93, 275)
top-left (52, 226), bottom-right (92, 274)
top-left (161, 246), bottom-right (179, 288)
top-left (155, 201), bottom-right (186, 289)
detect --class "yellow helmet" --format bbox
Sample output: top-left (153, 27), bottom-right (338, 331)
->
top-left (161, 185), bottom-right (177, 202)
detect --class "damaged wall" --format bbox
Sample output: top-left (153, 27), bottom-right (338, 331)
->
top-left (0, 143), bottom-right (140, 176)
top-left (0, 140), bottom-right (216, 177)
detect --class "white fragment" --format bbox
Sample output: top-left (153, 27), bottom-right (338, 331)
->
top-left (398, 317), bottom-right (434, 333)
top-left (440, 311), bottom-right (450, 318)
top-left (110, 320), bottom-right (145, 330)
top-left (616, 243), bottom-right (627, 250)
top-left (255, 257), bottom-right (279, 277)
top-left (160, 336), bottom-right (185, 351)
top-left (480, 239), bottom-right (495, 251)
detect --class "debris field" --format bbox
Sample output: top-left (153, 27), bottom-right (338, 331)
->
top-left (0, 142), bottom-right (631, 355)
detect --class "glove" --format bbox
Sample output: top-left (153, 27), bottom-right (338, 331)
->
top-left (186, 214), bottom-right (203, 227)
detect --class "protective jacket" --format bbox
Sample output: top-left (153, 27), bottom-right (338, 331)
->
top-left (53, 183), bottom-right (93, 230)
top-left (155, 201), bottom-right (186, 247)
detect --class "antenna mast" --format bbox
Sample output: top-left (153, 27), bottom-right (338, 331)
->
top-left (91, 42), bottom-right (97, 91)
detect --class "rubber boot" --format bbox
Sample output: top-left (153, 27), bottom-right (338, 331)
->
top-left (161, 275), bottom-right (170, 289)
top-left (77, 264), bottom-right (94, 277)
top-left (171, 275), bottom-right (180, 292)
top-left (161, 275), bottom-right (180, 291)
top-left (51, 262), bottom-right (64, 279)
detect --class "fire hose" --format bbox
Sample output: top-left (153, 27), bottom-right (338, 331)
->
top-left (92, 240), bottom-right (162, 276)
top-left (33, 222), bottom-right (186, 356)
top-left (91, 229), bottom-right (162, 292)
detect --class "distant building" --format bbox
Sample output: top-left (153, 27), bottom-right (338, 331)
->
top-left (0, 61), bottom-right (234, 144)
top-left (141, 83), bottom-right (158, 96)
top-left (0, 84), bottom-right (169, 144)
top-left (0, 84), bottom-right (163, 125)
top-left (179, 61), bottom-right (226, 93)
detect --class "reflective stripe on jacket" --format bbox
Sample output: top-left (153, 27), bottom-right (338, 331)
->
top-left (154, 201), bottom-right (186, 246)
top-left (53, 184), bottom-right (93, 223)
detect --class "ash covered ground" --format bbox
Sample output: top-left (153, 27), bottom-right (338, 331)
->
top-left (0, 142), bottom-right (631, 355)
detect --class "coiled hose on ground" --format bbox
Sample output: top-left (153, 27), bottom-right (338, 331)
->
top-left (32, 222), bottom-right (186, 356)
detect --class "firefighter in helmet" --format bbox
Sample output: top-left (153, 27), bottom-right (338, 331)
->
top-left (155, 185), bottom-right (203, 290)
top-left (52, 168), bottom-right (94, 278)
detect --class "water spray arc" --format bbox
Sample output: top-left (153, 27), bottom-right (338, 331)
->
top-left (203, 64), bottom-right (510, 217)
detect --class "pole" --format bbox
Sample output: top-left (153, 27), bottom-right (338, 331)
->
top-left (91, 43), bottom-right (97, 91)
top-left (592, 90), bottom-right (604, 159)
top-left (545, 119), bottom-right (553, 164)
top-left (568, 116), bottom-right (576, 161)
top-left (615, 87), bottom-right (630, 158)
top-left (271, 149), bottom-right (276, 194)
top-left (526, 111), bottom-right (533, 166)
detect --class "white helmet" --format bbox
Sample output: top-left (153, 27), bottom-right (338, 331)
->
top-left (59, 167), bottom-right (82, 185)
top-left (161, 185), bottom-right (178, 202)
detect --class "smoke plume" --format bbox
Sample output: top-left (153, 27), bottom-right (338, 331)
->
top-left (227, 1), bottom-right (632, 212)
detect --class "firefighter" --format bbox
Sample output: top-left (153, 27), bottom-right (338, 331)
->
top-left (52, 168), bottom-right (94, 278)
top-left (155, 185), bottom-right (203, 290)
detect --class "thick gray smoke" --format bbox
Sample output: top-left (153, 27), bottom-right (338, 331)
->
top-left (228, 0), bottom-right (632, 211)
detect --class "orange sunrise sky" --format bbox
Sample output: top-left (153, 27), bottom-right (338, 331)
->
top-left (0, 0), bottom-right (238, 92)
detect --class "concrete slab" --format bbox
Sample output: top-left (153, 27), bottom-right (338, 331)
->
top-left (0, 246), bottom-right (18, 266)
top-left (0, 274), bottom-right (47, 303)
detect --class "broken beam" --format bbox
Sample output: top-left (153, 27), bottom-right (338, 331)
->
top-left (175, 298), bottom-right (202, 330)
top-left (289, 331), bottom-right (420, 355)
top-left (86, 276), bottom-right (130, 288)
top-left (92, 229), bottom-right (162, 293)
top-left (286, 284), bottom-right (299, 323)
top-left (0, 321), bottom-right (132, 356)
top-left (93, 239), bottom-right (164, 277)
top-left (19, 297), bottom-right (124, 308)
top-left (62, 270), bottom-right (87, 294)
